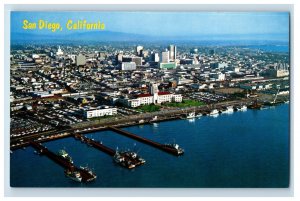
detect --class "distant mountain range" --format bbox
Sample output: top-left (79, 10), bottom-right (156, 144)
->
top-left (10, 31), bottom-right (289, 44)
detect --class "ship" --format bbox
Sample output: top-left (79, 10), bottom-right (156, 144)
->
top-left (186, 112), bottom-right (195, 119)
top-left (163, 143), bottom-right (184, 155)
top-left (123, 151), bottom-right (146, 165)
top-left (149, 116), bottom-right (158, 123)
top-left (236, 105), bottom-right (247, 111)
top-left (181, 112), bottom-right (195, 119)
top-left (209, 109), bottom-right (219, 116)
top-left (79, 166), bottom-right (97, 181)
top-left (196, 113), bottom-right (202, 118)
top-left (65, 169), bottom-right (82, 182)
top-left (248, 99), bottom-right (262, 109)
top-left (58, 149), bottom-right (74, 164)
top-left (222, 106), bottom-right (234, 114)
top-left (113, 151), bottom-right (136, 169)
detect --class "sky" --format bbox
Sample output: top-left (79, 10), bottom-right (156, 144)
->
top-left (11, 12), bottom-right (290, 41)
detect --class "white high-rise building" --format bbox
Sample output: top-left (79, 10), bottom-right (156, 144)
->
top-left (161, 50), bottom-right (170, 63)
top-left (121, 62), bottom-right (137, 70)
top-left (168, 45), bottom-right (176, 61)
top-left (136, 46), bottom-right (143, 56)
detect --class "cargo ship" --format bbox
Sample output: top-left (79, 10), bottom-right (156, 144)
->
top-left (64, 169), bottom-right (82, 182)
top-left (58, 149), bottom-right (73, 164)
top-left (79, 166), bottom-right (97, 181)
top-left (163, 143), bottom-right (184, 155)
top-left (113, 150), bottom-right (146, 169)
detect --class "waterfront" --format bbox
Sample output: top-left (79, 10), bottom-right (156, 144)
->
top-left (10, 104), bottom-right (290, 187)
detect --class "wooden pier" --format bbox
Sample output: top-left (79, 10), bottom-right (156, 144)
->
top-left (30, 141), bottom-right (96, 182)
top-left (107, 126), bottom-right (184, 156)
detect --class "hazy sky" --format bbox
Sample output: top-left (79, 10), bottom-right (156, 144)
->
top-left (11, 12), bottom-right (289, 38)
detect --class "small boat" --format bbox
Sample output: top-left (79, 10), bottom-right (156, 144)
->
top-left (150, 116), bottom-right (158, 122)
top-left (57, 150), bottom-right (74, 164)
top-left (79, 166), bottom-right (97, 181)
top-left (196, 113), bottom-right (202, 118)
top-left (185, 112), bottom-right (195, 119)
top-left (240, 105), bottom-right (247, 111)
top-left (65, 169), bottom-right (82, 182)
top-left (113, 151), bottom-right (136, 169)
top-left (222, 106), bottom-right (234, 114)
top-left (163, 143), bottom-right (184, 155)
top-left (209, 109), bottom-right (219, 116)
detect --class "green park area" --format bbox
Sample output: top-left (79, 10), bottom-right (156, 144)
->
top-left (136, 104), bottom-right (161, 113)
top-left (164, 99), bottom-right (205, 108)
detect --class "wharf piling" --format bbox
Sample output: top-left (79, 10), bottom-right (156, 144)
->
top-left (107, 126), bottom-right (184, 156)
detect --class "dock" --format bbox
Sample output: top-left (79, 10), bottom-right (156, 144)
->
top-left (30, 141), bottom-right (96, 182)
top-left (73, 133), bottom-right (146, 169)
top-left (107, 126), bottom-right (184, 156)
top-left (73, 133), bottom-right (115, 156)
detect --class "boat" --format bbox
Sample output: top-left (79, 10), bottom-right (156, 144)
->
top-left (196, 113), bottom-right (202, 118)
top-left (224, 106), bottom-right (234, 113)
top-left (163, 143), bottom-right (184, 155)
top-left (248, 99), bottom-right (262, 109)
top-left (58, 149), bottom-right (74, 164)
top-left (186, 112), bottom-right (195, 119)
top-left (240, 105), bottom-right (247, 111)
top-left (150, 116), bottom-right (158, 123)
top-left (123, 151), bottom-right (146, 164)
top-left (79, 166), bottom-right (97, 180)
top-left (209, 109), bottom-right (219, 116)
top-left (113, 151), bottom-right (136, 169)
top-left (285, 100), bottom-right (289, 104)
top-left (65, 169), bottom-right (82, 182)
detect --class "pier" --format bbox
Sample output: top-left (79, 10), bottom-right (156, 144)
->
top-left (30, 141), bottom-right (96, 182)
top-left (73, 133), bottom-right (146, 169)
top-left (108, 126), bottom-right (184, 156)
top-left (73, 133), bottom-right (115, 156)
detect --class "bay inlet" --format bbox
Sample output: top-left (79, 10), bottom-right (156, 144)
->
top-left (10, 104), bottom-right (290, 187)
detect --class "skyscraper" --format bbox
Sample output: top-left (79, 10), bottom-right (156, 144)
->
top-left (168, 45), bottom-right (177, 61)
top-left (136, 46), bottom-right (143, 56)
top-left (161, 50), bottom-right (170, 63)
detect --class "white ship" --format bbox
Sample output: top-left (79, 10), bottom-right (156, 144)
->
top-left (186, 112), bottom-right (196, 119)
top-left (65, 169), bottom-right (82, 182)
top-left (209, 109), bottom-right (219, 116)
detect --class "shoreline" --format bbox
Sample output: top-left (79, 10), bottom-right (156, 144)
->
top-left (10, 99), bottom-right (289, 151)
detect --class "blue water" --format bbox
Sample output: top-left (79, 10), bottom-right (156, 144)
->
top-left (10, 104), bottom-right (290, 187)
top-left (242, 45), bottom-right (289, 53)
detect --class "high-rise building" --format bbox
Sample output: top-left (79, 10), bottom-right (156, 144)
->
top-left (168, 45), bottom-right (177, 61)
top-left (121, 62), bottom-right (137, 71)
top-left (161, 50), bottom-right (170, 63)
top-left (136, 46), bottom-right (143, 56)
top-left (116, 53), bottom-right (123, 64)
top-left (152, 53), bottom-right (159, 62)
top-left (76, 54), bottom-right (86, 66)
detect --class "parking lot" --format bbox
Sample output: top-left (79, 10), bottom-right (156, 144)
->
top-left (186, 92), bottom-right (228, 104)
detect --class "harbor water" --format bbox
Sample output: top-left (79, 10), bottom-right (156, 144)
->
top-left (10, 104), bottom-right (290, 187)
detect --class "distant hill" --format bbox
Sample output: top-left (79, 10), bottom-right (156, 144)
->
top-left (10, 31), bottom-right (289, 45)
top-left (11, 31), bottom-right (154, 43)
